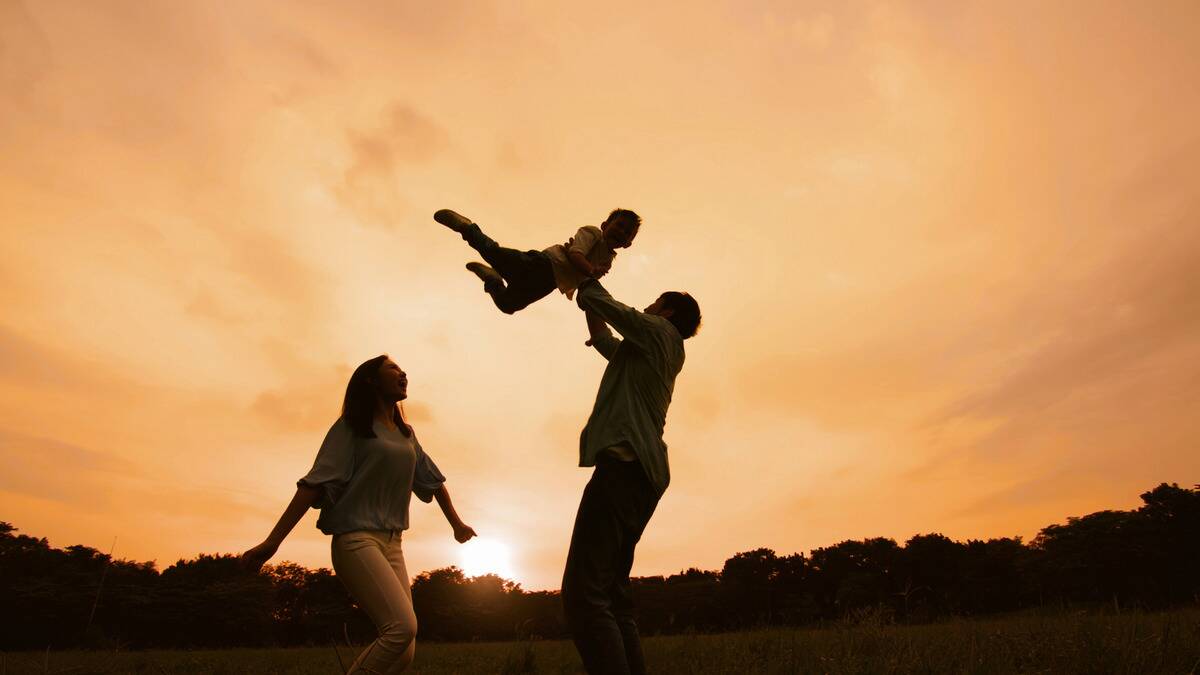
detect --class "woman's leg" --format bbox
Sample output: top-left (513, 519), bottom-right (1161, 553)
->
top-left (382, 533), bottom-right (417, 670)
top-left (332, 531), bottom-right (419, 674)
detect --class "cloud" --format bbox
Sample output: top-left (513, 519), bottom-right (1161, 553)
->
top-left (250, 362), bottom-right (351, 432)
top-left (0, 430), bottom-right (135, 505)
top-left (925, 156), bottom-right (1200, 463)
top-left (3, 0), bottom-right (1200, 590)
top-left (793, 13), bottom-right (835, 50)
top-left (0, 1), bottom-right (53, 105)
top-left (0, 325), bottom-right (80, 388)
top-left (272, 31), bottom-right (341, 78)
top-left (186, 225), bottom-right (334, 333)
top-left (335, 103), bottom-right (451, 228)
top-left (246, 351), bottom-right (437, 433)
top-left (952, 469), bottom-right (1100, 520)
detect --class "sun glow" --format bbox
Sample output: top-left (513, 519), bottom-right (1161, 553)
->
top-left (459, 537), bottom-right (516, 580)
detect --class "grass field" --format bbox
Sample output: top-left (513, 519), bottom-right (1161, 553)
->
top-left (5, 609), bottom-right (1199, 674)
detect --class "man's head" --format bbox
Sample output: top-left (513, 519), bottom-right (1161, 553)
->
top-left (645, 291), bottom-right (702, 339)
top-left (600, 208), bottom-right (641, 249)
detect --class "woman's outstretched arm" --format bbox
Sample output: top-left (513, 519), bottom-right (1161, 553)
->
top-left (241, 484), bottom-right (323, 571)
top-left (433, 484), bottom-right (477, 543)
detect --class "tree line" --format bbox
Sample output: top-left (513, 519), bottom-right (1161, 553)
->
top-left (1, 482), bottom-right (1196, 649)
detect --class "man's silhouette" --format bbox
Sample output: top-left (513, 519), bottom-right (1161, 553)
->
top-left (562, 278), bottom-right (701, 675)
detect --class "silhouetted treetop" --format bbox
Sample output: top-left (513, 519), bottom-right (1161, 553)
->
top-left (2, 482), bottom-right (1196, 648)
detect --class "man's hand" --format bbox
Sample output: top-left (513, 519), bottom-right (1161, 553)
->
top-left (453, 523), bottom-right (478, 544)
top-left (584, 308), bottom-right (608, 346)
top-left (592, 261), bottom-right (611, 278)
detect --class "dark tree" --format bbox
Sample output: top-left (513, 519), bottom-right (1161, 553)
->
top-left (2, 482), bottom-right (1197, 648)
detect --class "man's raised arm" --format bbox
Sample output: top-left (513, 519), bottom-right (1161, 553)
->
top-left (584, 309), bottom-right (621, 359)
top-left (575, 278), bottom-right (656, 350)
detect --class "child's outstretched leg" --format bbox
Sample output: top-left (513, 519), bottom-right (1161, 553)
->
top-left (435, 209), bottom-right (556, 314)
top-left (435, 210), bottom-right (524, 278)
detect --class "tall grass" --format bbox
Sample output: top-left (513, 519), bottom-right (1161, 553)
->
top-left (5, 608), bottom-right (1197, 674)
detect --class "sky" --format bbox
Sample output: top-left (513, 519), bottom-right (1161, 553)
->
top-left (1, 0), bottom-right (1198, 591)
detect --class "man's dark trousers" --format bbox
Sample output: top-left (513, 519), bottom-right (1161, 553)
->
top-left (562, 457), bottom-right (660, 675)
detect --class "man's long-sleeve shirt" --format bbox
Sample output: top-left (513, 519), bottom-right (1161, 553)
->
top-left (576, 280), bottom-right (685, 496)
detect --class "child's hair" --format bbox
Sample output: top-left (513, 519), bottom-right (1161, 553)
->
top-left (607, 208), bottom-right (642, 230)
top-left (661, 292), bottom-right (702, 339)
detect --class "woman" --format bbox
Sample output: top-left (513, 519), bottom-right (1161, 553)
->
top-left (242, 355), bottom-right (475, 673)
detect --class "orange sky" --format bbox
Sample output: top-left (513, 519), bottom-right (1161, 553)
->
top-left (2, 1), bottom-right (1198, 591)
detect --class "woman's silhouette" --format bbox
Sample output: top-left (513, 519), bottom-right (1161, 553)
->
top-left (243, 355), bottom-right (475, 673)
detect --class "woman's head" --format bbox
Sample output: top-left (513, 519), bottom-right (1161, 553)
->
top-left (342, 355), bottom-right (410, 438)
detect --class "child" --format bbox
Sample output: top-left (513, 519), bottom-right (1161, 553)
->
top-left (435, 208), bottom-right (640, 314)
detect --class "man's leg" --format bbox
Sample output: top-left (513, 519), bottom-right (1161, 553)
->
top-left (609, 581), bottom-right (644, 675)
top-left (562, 466), bottom-right (632, 674)
top-left (609, 462), bottom-right (658, 675)
top-left (562, 461), bottom-right (659, 675)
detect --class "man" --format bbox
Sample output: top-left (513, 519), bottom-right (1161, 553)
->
top-left (562, 277), bottom-right (702, 674)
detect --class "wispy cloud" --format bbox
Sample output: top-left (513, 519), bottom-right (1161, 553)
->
top-left (1, 0), bottom-right (1198, 590)
top-left (336, 103), bottom-right (451, 228)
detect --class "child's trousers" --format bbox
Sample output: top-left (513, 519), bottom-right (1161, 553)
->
top-left (460, 223), bottom-right (557, 313)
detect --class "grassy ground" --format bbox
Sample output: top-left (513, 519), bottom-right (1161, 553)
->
top-left (5, 609), bottom-right (1199, 674)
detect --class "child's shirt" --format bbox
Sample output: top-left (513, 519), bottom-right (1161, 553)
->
top-left (542, 225), bottom-right (618, 299)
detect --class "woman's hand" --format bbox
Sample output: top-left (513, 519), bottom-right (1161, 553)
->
top-left (240, 485), bottom-right (321, 573)
top-left (453, 523), bottom-right (477, 544)
top-left (241, 539), bottom-right (280, 573)
top-left (434, 485), bottom-right (476, 543)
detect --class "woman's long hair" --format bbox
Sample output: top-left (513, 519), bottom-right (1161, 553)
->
top-left (342, 354), bottom-right (410, 439)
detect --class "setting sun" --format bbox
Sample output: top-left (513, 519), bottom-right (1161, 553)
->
top-left (459, 537), bottom-right (516, 580)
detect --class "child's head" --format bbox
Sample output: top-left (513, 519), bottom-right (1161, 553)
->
top-left (601, 208), bottom-right (641, 249)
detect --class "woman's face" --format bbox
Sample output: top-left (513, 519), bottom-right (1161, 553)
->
top-left (375, 359), bottom-right (408, 402)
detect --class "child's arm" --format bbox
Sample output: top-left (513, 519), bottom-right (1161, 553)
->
top-left (433, 484), bottom-right (477, 543)
top-left (585, 309), bottom-right (621, 359)
top-left (568, 249), bottom-right (608, 278)
top-left (566, 227), bottom-right (610, 278)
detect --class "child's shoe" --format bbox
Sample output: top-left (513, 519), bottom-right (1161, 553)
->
top-left (466, 262), bottom-right (504, 289)
top-left (434, 209), bottom-right (474, 232)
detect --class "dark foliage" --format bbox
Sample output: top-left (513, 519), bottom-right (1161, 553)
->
top-left (1, 483), bottom-right (1197, 649)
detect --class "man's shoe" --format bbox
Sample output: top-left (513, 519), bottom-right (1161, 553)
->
top-left (465, 262), bottom-right (504, 289)
top-left (434, 209), bottom-right (474, 233)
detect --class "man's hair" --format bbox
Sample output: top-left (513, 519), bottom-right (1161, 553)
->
top-left (661, 291), bottom-right (701, 339)
top-left (607, 208), bottom-right (642, 230)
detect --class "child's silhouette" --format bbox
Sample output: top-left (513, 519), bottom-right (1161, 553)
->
top-left (435, 208), bottom-right (640, 314)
